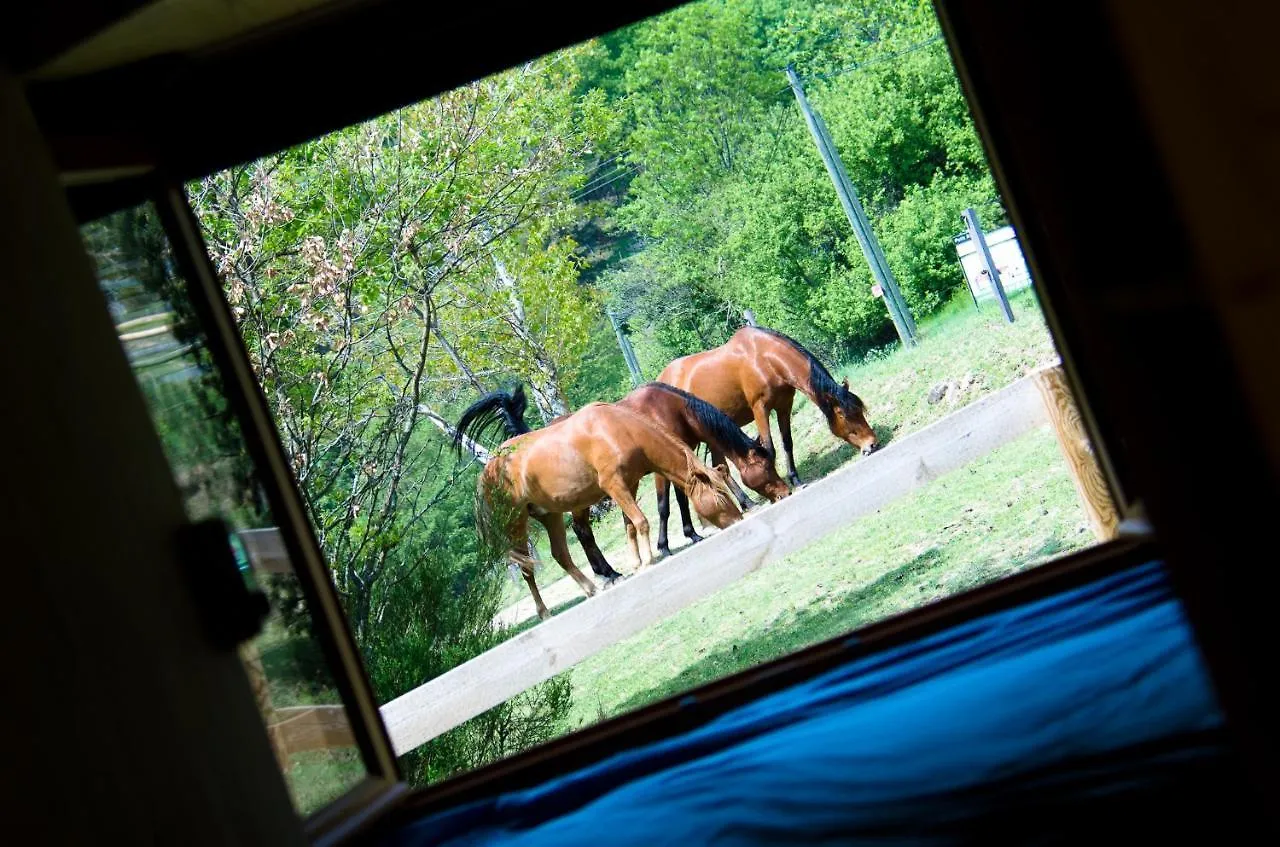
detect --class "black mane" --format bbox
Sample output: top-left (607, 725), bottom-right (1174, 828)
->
top-left (644, 382), bottom-right (762, 457)
top-left (751, 327), bottom-right (865, 421)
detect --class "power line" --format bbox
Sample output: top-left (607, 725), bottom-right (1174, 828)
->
top-left (571, 163), bottom-right (641, 201)
top-left (813, 34), bottom-right (946, 82)
top-left (774, 34), bottom-right (947, 95)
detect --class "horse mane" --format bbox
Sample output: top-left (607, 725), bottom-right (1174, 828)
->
top-left (644, 382), bottom-right (762, 457)
top-left (751, 327), bottom-right (865, 421)
top-left (453, 383), bottom-right (531, 456)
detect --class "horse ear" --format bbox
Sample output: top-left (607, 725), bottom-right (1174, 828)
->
top-left (842, 377), bottom-right (849, 391)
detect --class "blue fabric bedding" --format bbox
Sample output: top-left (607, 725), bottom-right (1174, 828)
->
top-left (387, 561), bottom-right (1234, 846)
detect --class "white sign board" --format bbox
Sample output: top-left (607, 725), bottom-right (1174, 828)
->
top-left (953, 225), bottom-right (1033, 301)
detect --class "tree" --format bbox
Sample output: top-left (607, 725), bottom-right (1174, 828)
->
top-left (190, 49), bottom-right (604, 785)
top-left (597, 0), bottom-right (1003, 361)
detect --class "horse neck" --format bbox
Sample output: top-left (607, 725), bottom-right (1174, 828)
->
top-left (682, 410), bottom-right (747, 466)
top-left (764, 337), bottom-right (822, 405)
top-left (640, 425), bottom-right (699, 491)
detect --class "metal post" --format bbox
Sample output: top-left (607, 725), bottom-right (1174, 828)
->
top-left (607, 308), bottom-right (644, 386)
top-left (786, 65), bottom-right (917, 346)
top-left (962, 207), bottom-right (1014, 323)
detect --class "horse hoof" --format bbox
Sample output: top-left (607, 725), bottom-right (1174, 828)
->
top-left (538, 610), bottom-right (551, 621)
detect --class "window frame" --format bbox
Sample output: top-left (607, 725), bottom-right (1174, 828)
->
top-left (157, 181), bottom-right (408, 840)
top-left (43, 0), bottom-right (1280, 832)
top-left (73, 174), bottom-right (407, 843)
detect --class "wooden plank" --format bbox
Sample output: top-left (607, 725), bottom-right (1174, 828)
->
top-left (268, 705), bottom-right (355, 758)
top-left (114, 311), bottom-right (173, 333)
top-left (238, 527), bottom-right (293, 575)
top-left (118, 324), bottom-right (171, 342)
top-left (1033, 365), bottom-right (1120, 540)
top-left (379, 369), bottom-right (1053, 756)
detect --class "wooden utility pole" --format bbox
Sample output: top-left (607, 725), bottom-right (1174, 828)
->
top-left (962, 207), bottom-right (1015, 323)
top-left (607, 308), bottom-right (644, 386)
top-left (786, 64), bottom-right (917, 346)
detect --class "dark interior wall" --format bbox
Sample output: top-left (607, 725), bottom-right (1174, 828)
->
top-left (0, 70), bottom-right (305, 845)
top-left (936, 0), bottom-right (1280, 813)
top-left (3, 0), bottom-right (1278, 838)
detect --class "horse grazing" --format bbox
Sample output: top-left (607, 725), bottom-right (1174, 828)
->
top-left (658, 326), bottom-right (879, 488)
top-left (454, 385), bottom-right (742, 620)
top-left (606, 382), bottom-right (788, 558)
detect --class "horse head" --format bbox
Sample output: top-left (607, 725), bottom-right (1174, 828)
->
top-left (828, 377), bottom-right (880, 456)
top-left (687, 460), bottom-right (744, 529)
top-left (739, 437), bottom-right (790, 502)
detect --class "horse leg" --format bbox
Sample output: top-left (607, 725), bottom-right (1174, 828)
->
top-left (710, 446), bottom-right (753, 512)
top-left (674, 485), bottom-right (705, 548)
top-left (571, 509), bottom-right (623, 583)
top-left (775, 398), bottom-right (802, 487)
top-left (603, 479), bottom-right (654, 569)
top-left (507, 513), bottom-right (550, 621)
top-left (534, 512), bottom-right (597, 600)
top-left (751, 401), bottom-right (779, 478)
top-left (655, 475), bottom-right (676, 558)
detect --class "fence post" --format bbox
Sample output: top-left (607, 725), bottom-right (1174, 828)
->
top-left (1034, 365), bottom-right (1119, 540)
top-left (240, 641), bottom-right (290, 770)
top-left (962, 208), bottom-right (1014, 323)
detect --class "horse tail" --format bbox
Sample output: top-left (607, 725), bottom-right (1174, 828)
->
top-left (472, 467), bottom-right (519, 572)
top-left (453, 383), bottom-right (531, 457)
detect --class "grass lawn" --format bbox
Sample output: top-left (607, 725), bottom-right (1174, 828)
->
top-left (558, 426), bottom-right (1090, 731)
top-left (498, 289), bottom-right (1063, 620)
top-left (480, 289), bottom-right (1097, 734)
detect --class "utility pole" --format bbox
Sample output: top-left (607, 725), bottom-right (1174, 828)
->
top-left (961, 207), bottom-right (1014, 323)
top-left (607, 308), bottom-right (644, 386)
top-left (786, 65), bottom-right (917, 346)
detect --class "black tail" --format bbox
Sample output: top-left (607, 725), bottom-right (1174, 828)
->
top-left (454, 384), bottom-right (531, 456)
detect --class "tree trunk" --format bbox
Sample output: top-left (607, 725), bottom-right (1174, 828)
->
top-left (419, 403), bottom-right (493, 464)
top-left (432, 318), bottom-right (487, 394)
top-left (494, 256), bottom-right (570, 423)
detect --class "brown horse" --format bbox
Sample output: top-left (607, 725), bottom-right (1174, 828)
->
top-left (658, 326), bottom-right (879, 488)
top-left (455, 385), bottom-right (742, 620)
top-left (606, 382), bottom-right (788, 558)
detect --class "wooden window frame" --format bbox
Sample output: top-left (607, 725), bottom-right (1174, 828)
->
top-left (32, 0), bottom-right (1280, 834)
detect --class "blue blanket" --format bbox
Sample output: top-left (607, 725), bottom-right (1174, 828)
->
top-left (386, 561), bottom-right (1230, 846)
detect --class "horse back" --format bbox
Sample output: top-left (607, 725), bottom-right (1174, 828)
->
top-left (658, 338), bottom-right (759, 424)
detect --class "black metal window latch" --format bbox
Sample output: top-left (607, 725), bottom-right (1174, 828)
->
top-left (177, 518), bottom-right (271, 650)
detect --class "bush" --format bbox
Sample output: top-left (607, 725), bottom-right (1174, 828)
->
top-left (358, 532), bottom-right (573, 786)
top-left (880, 173), bottom-right (1005, 316)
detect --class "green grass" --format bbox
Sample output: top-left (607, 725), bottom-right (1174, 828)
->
top-left (479, 289), bottom-right (1095, 735)
top-left (499, 289), bottom-right (1060, 618)
top-left (558, 426), bottom-right (1088, 731)
top-left (281, 750), bottom-right (365, 817)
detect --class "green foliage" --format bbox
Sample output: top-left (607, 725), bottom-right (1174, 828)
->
top-left (172, 0), bottom-right (1018, 789)
top-left (597, 0), bottom-right (1002, 361)
top-left (359, 517), bottom-right (572, 785)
